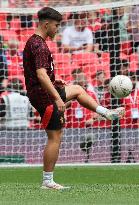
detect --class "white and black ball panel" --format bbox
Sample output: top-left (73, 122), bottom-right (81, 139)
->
top-left (109, 75), bottom-right (133, 98)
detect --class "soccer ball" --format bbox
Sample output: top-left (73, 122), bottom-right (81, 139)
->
top-left (109, 75), bottom-right (133, 98)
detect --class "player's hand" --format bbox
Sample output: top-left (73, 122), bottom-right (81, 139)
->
top-left (55, 98), bottom-right (66, 112)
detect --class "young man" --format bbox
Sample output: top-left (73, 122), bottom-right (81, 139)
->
top-left (23, 7), bottom-right (125, 190)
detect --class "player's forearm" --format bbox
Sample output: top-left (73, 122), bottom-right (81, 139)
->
top-left (37, 71), bottom-right (61, 100)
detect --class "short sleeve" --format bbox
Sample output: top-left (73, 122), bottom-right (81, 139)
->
top-left (32, 42), bottom-right (50, 70)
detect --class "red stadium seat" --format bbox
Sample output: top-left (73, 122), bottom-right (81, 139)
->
top-left (100, 52), bottom-right (110, 63)
top-left (120, 52), bottom-right (129, 60)
top-left (0, 14), bottom-right (8, 30)
top-left (47, 41), bottom-right (58, 54)
top-left (0, 30), bottom-right (18, 42)
top-left (130, 53), bottom-right (138, 71)
top-left (82, 64), bottom-right (99, 76)
top-left (72, 52), bottom-right (100, 66)
top-left (6, 51), bottom-right (23, 77)
top-left (100, 52), bottom-right (110, 72)
top-left (121, 41), bottom-right (132, 55)
top-left (55, 64), bottom-right (76, 75)
top-left (10, 18), bottom-right (21, 30)
top-left (0, 21), bottom-right (8, 30)
top-left (55, 64), bottom-right (77, 82)
top-left (83, 63), bottom-right (110, 78)
top-left (17, 29), bottom-right (34, 50)
top-left (18, 29), bottom-right (35, 42)
top-left (53, 53), bottom-right (71, 64)
top-left (18, 42), bottom-right (26, 52)
top-left (74, 53), bottom-right (110, 78)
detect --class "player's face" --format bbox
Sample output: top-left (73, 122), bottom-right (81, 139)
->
top-left (46, 20), bottom-right (60, 39)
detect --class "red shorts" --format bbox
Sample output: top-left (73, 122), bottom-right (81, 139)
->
top-left (28, 86), bottom-right (66, 130)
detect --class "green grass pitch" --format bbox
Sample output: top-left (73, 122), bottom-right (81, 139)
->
top-left (0, 165), bottom-right (139, 205)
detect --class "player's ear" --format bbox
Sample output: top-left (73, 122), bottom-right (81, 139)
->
top-left (44, 20), bottom-right (49, 29)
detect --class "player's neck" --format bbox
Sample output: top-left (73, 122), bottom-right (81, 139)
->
top-left (35, 28), bottom-right (48, 41)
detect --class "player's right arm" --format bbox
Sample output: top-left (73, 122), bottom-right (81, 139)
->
top-left (36, 68), bottom-right (65, 112)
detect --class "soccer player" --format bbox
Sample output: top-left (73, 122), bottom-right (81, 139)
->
top-left (23, 7), bottom-right (125, 190)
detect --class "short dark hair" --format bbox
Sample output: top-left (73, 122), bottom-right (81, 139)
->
top-left (37, 7), bottom-right (62, 22)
